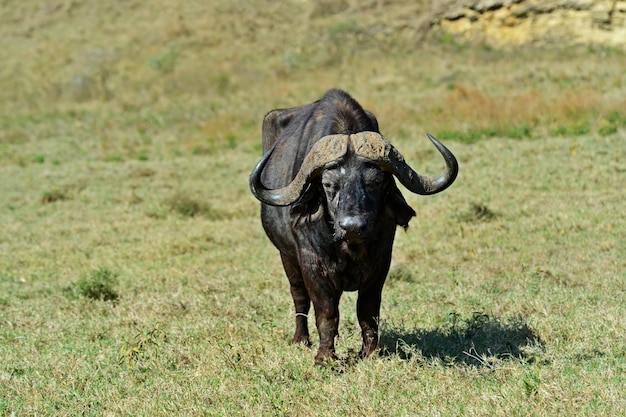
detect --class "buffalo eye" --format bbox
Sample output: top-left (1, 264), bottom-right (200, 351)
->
top-left (321, 166), bottom-right (341, 197)
top-left (322, 180), bottom-right (339, 195)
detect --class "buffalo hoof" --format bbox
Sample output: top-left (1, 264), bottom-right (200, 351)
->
top-left (359, 346), bottom-right (380, 359)
top-left (359, 340), bottom-right (379, 359)
top-left (292, 335), bottom-right (311, 347)
top-left (314, 349), bottom-right (338, 366)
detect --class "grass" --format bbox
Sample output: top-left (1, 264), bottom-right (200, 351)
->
top-left (74, 267), bottom-right (120, 302)
top-left (1, 0), bottom-right (626, 415)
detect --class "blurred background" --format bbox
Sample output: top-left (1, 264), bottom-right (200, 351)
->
top-left (2, 0), bottom-right (625, 153)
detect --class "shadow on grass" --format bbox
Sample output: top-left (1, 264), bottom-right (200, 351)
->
top-left (380, 312), bottom-right (543, 368)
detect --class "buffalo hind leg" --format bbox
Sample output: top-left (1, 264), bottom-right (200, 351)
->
top-left (280, 253), bottom-right (311, 347)
top-left (357, 284), bottom-right (383, 358)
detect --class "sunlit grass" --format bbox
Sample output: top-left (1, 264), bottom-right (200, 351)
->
top-left (1, 0), bottom-right (626, 415)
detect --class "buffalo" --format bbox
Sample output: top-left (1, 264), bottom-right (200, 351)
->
top-left (249, 89), bottom-right (458, 364)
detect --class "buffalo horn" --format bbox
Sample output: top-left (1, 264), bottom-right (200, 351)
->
top-left (249, 134), bottom-right (350, 206)
top-left (249, 131), bottom-right (458, 206)
top-left (351, 131), bottom-right (458, 195)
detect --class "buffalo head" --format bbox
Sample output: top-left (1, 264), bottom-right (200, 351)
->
top-left (250, 131), bottom-right (458, 244)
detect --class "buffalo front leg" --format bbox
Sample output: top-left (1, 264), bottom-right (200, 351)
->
top-left (312, 297), bottom-right (340, 365)
top-left (280, 253), bottom-right (311, 347)
top-left (303, 273), bottom-right (341, 364)
top-left (357, 284), bottom-right (383, 358)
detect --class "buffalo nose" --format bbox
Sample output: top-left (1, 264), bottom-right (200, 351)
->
top-left (338, 216), bottom-right (366, 234)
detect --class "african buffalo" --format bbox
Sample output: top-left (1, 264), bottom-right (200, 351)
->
top-left (249, 89), bottom-right (458, 364)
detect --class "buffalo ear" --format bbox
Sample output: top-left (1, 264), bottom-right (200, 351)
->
top-left (384, 178), bottom-right (416, 229)
top-left (262, 106), bottom-right (303, 152)
top-left (290, 185), bottom-right (323, 222)
top-left (364, 110), bottom-right (380, 132)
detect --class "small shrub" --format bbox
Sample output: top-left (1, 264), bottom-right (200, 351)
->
top-left (135, 149), bottom-right (149, 161)
top-left (606, 111), bottom-right (626, 128)
top-left (597, 118), bottom-right (618, 136)
top-left (77, 267), bottom-right (119, 301)
top-left (387, 264), bottom-right (415, 283)
top-left (507, 124), bottom-right (532, 140)
top-left (191, 145), bottom-right (214, 156)
top-left (167, 193), bottom-right (226, 219)
top-left (597, 111), bottom-right (625, 136)
top-left (458, 202), bottom-right (499, 223)
top-left (167, 193), bottom-right (208, 217)
top-left (572, 121), bottom-right (592, 135)
top-left (214, 74), bottom-right (232, 96)
top-left (325, 18), bottom-right (359, 38)
top-left (41, 189), bottom-right (68, 204)
top-left (148, 47), bottom-right (178, 74)
top-left (551, 121), bottom-right (591, 137)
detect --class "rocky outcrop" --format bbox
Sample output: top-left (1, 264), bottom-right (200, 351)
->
top-left (432, 0), bottom-right (626, 48)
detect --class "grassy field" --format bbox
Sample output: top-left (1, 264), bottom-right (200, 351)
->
top-left (1, 1), bottom-right (626, 415)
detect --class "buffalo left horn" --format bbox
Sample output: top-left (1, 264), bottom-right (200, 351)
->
top-left (351, 131), bottom-right (458, 195)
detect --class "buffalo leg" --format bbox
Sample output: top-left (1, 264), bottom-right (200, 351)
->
top-left (311, 295), bottom-right (340, 364)
top-left (280, 253), bottom-right (311, 346)
top-left (301, 272), bottom-right (341, 364)
top-left (357, 284), bottom-right (384, 358)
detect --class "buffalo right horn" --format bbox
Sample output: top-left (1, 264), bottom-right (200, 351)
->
top-left (249, 134), bottom-right (350, 206)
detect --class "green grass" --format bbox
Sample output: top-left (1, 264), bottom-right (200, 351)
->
top-left (74, 267), bottom-right (120, 302)
top-left (1, 0), bottom-right (626, 415)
